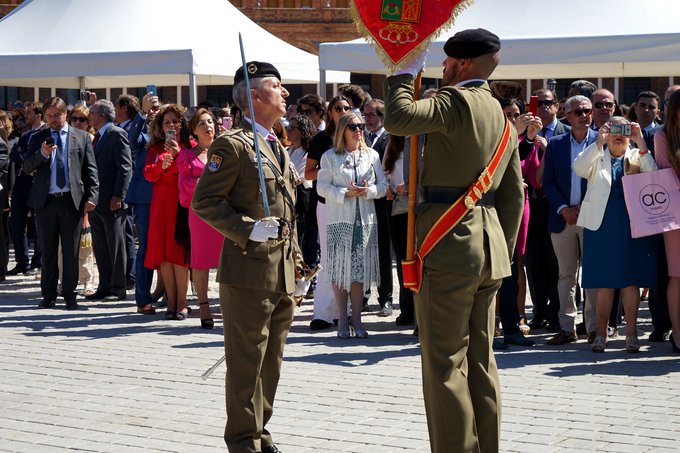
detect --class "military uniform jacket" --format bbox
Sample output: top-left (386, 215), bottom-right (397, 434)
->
top-left (384, 74), bottom-right (524, 280)
top-left (191, 121), bottom-right (299, 294)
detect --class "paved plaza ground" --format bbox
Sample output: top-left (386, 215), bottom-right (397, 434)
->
top-left (1, 261), bottom-right (679, 452)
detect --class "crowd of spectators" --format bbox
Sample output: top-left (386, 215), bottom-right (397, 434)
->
top-left (0, 79), bottom-right (679, 353)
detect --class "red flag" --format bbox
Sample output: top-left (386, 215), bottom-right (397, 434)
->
top-left (350, 0), bottom-right (474, 69)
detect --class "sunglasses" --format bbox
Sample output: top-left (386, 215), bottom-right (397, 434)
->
top-left (71, 116), bottom-right (88, 123)
top-left (333, 105), bottom-right (352, 113)
top-left (505, 112), bottom-right (520, 119)
top-left (571, 108), bottom-right (592, 116)
top-left (347, 123), bottom-right (366, 132)
top-left (363, 112), bottom-right (382, 119)
top-left (594, 101), bottom-right (614, 109)
top-left (538, 99), bottom-right (555, 107)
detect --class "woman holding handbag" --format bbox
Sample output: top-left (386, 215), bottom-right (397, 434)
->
top-left (653, 89), bottom-right (680, 353)
top-left (573, 117), bottom-right (657, 353)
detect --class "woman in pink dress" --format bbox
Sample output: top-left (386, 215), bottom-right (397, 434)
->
top-left (653, 89), bottom-right (680, 353)
top-left (177, 108), bottom-right (222, 329)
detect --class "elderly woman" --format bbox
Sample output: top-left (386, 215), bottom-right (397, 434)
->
top-left (653, 89), bottom-right (680, 354)
top-left (317, 113), bottom-right (387, 339)
top-left (573, 117), bottom-right (658, 353)
top-left (144, 104), bottom-right (191, 320)
top-left (177, 107), bottom-right (222, 329)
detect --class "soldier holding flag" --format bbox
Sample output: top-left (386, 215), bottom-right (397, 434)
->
top-left (383, 29), bottom-right (524, 452)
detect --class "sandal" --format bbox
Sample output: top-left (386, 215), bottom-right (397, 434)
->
top-left (626, 335), bottom-right (640, 353)
top-left (176, 309), bottom-right (189, 321)
top-left (165, 310), bottom-right (176, 320)
top-left (337, 330), bottom-right (351, 339)
top-left (199, 301), bottom-right (214, 330)
top-left (591, 335), bottom-right (606, 353)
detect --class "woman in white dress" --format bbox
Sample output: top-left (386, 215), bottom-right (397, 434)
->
top-left (317, 113), bottom-right (388, 338)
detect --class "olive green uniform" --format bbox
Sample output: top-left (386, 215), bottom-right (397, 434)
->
top-left (384, 74), bottom-right (524, 453)
top-left (192, 122), bottom-right (298, 453)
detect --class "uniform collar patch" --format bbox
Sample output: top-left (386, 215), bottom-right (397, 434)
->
top-left (208, 154), bottom-right (222, 172)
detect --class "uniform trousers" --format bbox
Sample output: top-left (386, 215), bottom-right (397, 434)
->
top-left (415, 257), bottom-right (502, 453)
top-left (550, 223), bottom-right (597, 334)
top-left (311, 202), bottom-right (337, 322)
top-left (220, 284), bottom-right (294, 453)
top-left (90, 208), bottom-right (127, 295)
top-left (35, 195), bottom-right (82, 300)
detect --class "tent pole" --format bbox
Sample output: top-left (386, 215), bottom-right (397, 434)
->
top-left (105, 88), bottom-right (111, 100)
top-left (33, 87), bottom-right (39, 102)
top-left (177, 86), bottom-right (182, 106)
top-left (319, 70), bottom-right (326, 98)
top-left (526, 79), bottom-right (531, 102)
top-left (79, 76), bottom-right (85, 92)
top-left (614, 78), bottom-right (620, 102)
top-left (50, 87), bottom-right (56, 97)
top-left (189, 73), bottom-right (197, 107)
top-left (597, 77), bottom-right (602, 88)
top-left (670, 76), bottom-right (675, 86)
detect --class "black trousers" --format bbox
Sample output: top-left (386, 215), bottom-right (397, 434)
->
top-left (386, 208), bottom-right (413, 319)
top-left (649, 235), bottom-right (671, 332)
top-left (90, 208), bottom-right (128, 294)
top-left (35, 195), bottom-right (82, 299)
top-left (9, 188), bottom-right (41, 270)
top-left (125, 213), bottom-right (136, 282)
top-left (0, 210), bottom-right (9, 276)
top-left (524, 196), bottom-right (559, 326)
top-left (297, 186), bottom-right (318, 267)
top-left (374, 197), bottom-right (393, 304)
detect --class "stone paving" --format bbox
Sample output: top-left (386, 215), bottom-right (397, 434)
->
top-left (1, 262), bottom-right (679, 453)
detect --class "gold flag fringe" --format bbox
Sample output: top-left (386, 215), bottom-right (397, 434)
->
top-left (349, 0), bottom-right (476, 72)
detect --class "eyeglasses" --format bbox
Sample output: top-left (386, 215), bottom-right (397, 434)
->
top-left (538, 99), bottom-right (555, 107)
top-left (346, 123), bottom-right (366, 132)
top-left (363, 112), bottom-right (382, 119)
top-left (571, 108), bottom-right (592, 116)
top-left (333, 105), bottom-right (352, 113)
top-left (71, 116), bottom-right (88, 123)
top-left (594, 101), bottom-right (614, 109)
top-left (163, 119), bottom-right (181, 125)
top-left (298, 108), bottom-right (313, 115)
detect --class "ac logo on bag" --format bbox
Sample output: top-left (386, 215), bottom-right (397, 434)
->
top-left (639, 183), bottom-right (670, 215)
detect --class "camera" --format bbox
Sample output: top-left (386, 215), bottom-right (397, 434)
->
top-left (609, 123), bottom-right (631, 136)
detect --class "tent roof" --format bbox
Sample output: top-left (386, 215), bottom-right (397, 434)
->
top-left (319, 0), bottom-right (680, 79)
top-left (0, 0), bottom-right (349, 88)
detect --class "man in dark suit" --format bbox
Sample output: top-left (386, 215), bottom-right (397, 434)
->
top-left (125, 92), bottom-right (160, 314)
top-left (24, 97), bottom-right (98, 310)
top-left (86, 100), bottom-right (132, 301)
top-left (519, 89), bottom-right (570, 332)
top-left (543, 95), bottom-right (598, 344)
top-left (114, 94), bottom-right (140, 290)
top-left (8, 101), bottom-right (44, 276)
top-left (363, 98), bottom-right (393, 316)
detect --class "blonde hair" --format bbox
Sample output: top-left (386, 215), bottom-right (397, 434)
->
top-left (333, 112), bottom-right (367, 154)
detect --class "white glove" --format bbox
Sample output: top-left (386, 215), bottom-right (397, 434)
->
top-left (248, 218), bottom-right (280, 242)
top-left (393, 49), bottom-right (428, 77)
top-left (294, 278), bottom-right (311, 298)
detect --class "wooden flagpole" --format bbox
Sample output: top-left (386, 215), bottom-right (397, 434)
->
top-left (405, 71), bottom-right (422, 266)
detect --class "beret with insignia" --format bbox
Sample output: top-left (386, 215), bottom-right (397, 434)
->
top-left (234, 61), bottom-right (281, 85)
top-left (444, 28), bottom-right (501, 59)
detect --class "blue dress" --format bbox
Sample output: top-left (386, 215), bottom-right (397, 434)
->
top-left (582, 156), bottom-right (657, 288)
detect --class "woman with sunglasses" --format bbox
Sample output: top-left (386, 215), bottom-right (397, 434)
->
top-left (317, 113), bottom-right (388, 338)
top-left (574, 116), bottom-right (657, 353)
top-left (144, 105), bottom-right (191, 321)
top-left (67, 105), bottom-right (97, 296)
top-left (305, 95), bottom-right (353, 331)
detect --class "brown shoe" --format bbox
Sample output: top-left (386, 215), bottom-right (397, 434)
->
top-left (546, 330), bottom-right (577, 345)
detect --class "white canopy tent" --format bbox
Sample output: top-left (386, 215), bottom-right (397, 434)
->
top-left (320, 0), bottom-right (680, 84)
top-left (0, 0), bottom-right (349, 105)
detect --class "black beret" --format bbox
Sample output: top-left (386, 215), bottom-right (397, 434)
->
top-left (444, 28), bottom-right (501, 59)
top-left (234, 61), bottom-right (281, 85)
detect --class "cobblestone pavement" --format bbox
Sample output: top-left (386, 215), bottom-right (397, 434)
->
top-left (1, 263), bottom-right (679, 452)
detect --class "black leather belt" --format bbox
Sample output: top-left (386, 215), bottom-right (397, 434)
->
top-left (49, 192), bottom-right (68, 198)
top-left (424, 186), bottom-right (495, 207)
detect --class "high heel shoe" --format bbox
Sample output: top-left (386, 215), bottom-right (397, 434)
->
top-left (337, 330), bottom-right (351, 339)
top-left (671, 333), bottom-right (680, 353)
top-left (199, 301), bottom-right (214, 330)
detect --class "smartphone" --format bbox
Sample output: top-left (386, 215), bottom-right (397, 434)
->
top-left (80, 91), bottom-right (89, 102)
top-left (45, 137), bottom-right (54, 146)
top-left (146, 84), bottom-right (157, 96)
top-left (165, 129), bottom-right (176, 143)
top-left (529, 96), bottom-right (539, 116)
top-left (610, 123), bottom-right (631, 136)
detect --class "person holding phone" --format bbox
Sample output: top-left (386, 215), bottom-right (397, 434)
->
top-left (143, 104), bottom-right (191, 320)
top-left (317, 112), bottom-right (388, 339)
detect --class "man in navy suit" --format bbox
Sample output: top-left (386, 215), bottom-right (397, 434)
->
top-left (543, 95), bottom-right (598, 344)
top-left (125, 92), bottom-right (159, 314)
top-left (86, 100), bottom-right (132, 301)
top-left (24, 97), bottom-right (99, 310)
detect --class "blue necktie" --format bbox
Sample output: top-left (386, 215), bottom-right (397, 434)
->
top-left (54, 131), bottom-right (66, 189)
